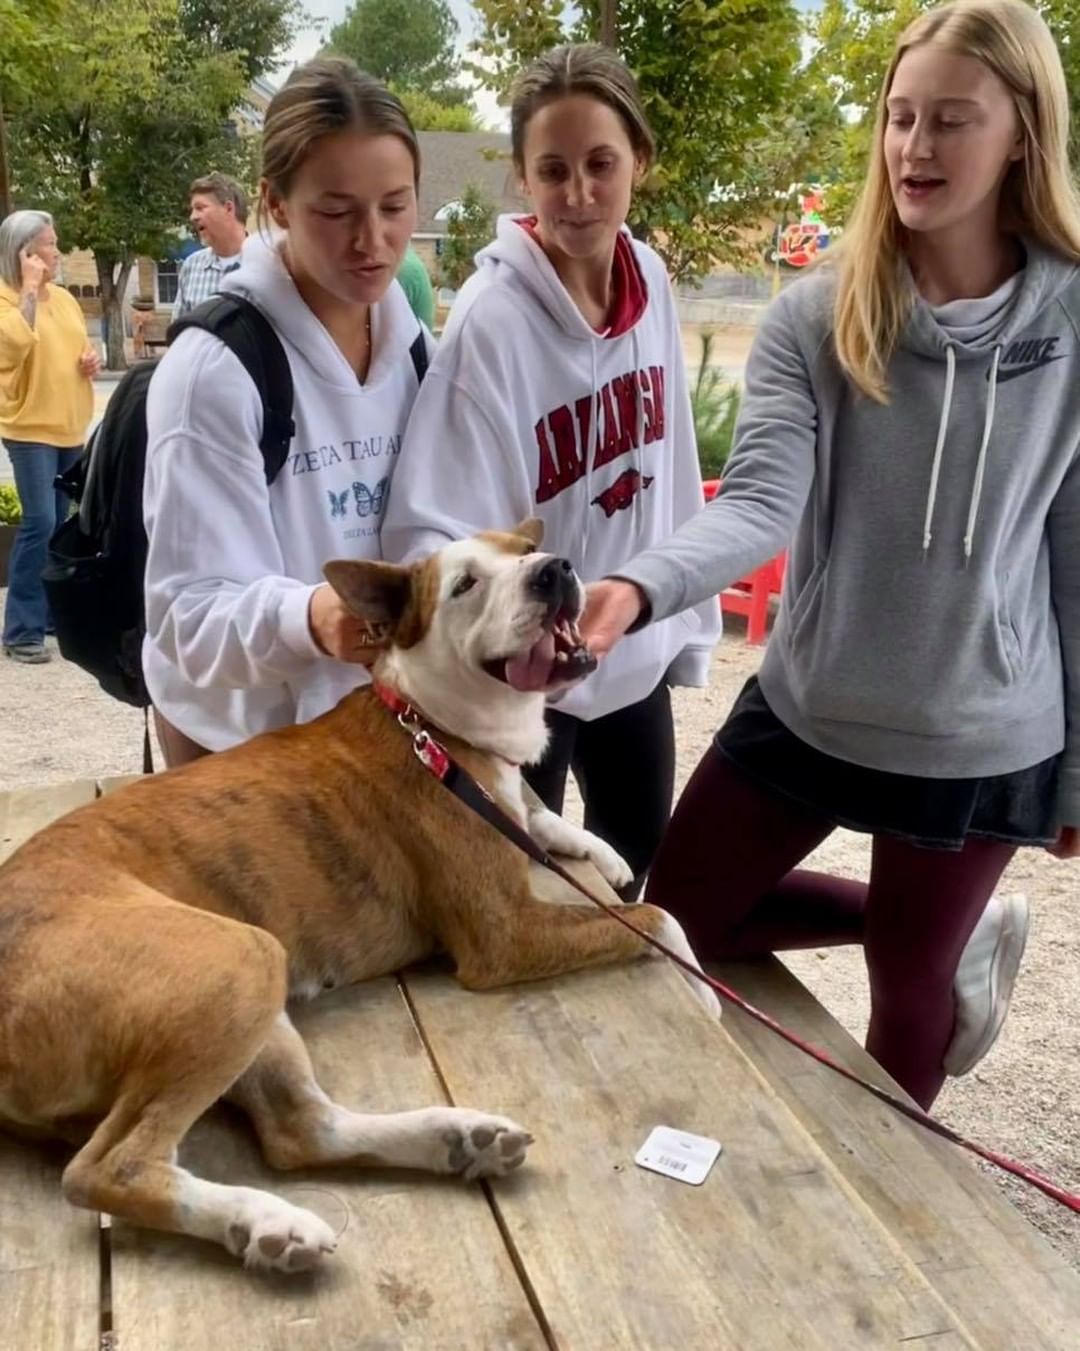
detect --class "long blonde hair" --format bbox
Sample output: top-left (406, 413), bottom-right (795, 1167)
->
top-left (834, 0), bottom-right (1080, 402)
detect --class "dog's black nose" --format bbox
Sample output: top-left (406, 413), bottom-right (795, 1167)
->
top-left (529, 556), bottom-right (577, 611)
top-left (532, 557), bottom-right (574, 595)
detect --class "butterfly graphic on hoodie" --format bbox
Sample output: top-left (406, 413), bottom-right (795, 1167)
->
top-left (353, 477), bottom-right (389, 518)
top-left (327, 488), bottom-right (349, 519)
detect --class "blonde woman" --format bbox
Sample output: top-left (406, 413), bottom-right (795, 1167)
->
top-left (143, 58), bottom-right (432, 763)
top-left (582, 0), bottom-right (1080, 1108)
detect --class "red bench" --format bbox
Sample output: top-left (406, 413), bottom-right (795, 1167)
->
top-left (702, 478), bottom-right (786, 645)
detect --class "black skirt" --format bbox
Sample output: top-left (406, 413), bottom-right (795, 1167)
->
top-left (714, 677), bottom-right (1061, 851)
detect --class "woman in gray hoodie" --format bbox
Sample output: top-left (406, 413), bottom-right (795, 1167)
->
top-left (582, 0), bottom-right (1080, 1109)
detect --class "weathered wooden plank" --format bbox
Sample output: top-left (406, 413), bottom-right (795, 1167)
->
top-left (0, 779), bottom-right (98, 864)
top-left (712, 957), bottom-right (1080, 1351)
top-left (0, 784), bottom-right (104, 1351)
top-left (0, 1142), bottom-right (102, 1351)
top-left (403, 857), bottom-right (976, 1350)
top-left (108, 979), bottom-right (547, 1351)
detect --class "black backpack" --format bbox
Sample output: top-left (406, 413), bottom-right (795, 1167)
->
top-left (43, 296), bottom-right (428, 711)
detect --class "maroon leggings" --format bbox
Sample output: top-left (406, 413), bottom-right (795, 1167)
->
top-left (647, 746), bottom-right (1016, 1109)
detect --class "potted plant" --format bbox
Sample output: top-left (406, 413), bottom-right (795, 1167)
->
top-left (691, 331), bottom-right (741, 481)
top-left (0, 483), bottom-right (20, 588)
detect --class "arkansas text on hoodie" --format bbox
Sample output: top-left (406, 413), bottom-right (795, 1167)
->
top-left (381, 214), bottom-right (720, 722)
top-left (617, 242), bottom-right (1080, 827)
top-left (143, 235), bottom-right (431, 751)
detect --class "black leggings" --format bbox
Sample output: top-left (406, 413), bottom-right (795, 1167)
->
top-left (524, 681), bottom-right (675, 900)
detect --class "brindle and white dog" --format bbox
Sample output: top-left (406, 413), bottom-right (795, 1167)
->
top-left (0, 521), bottom-right (715, 1273)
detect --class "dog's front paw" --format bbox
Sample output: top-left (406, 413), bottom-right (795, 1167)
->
top-left (584, 835), bottom-right (634, 891)
top-left (655, 912), bottom-right (722, 1019)
top-left (528, 809), bottom-right (632, 889)
top-left (226, 1194), bottom-right (337, 1273)
top-left (439, 1110), bottom-right (534, 1180)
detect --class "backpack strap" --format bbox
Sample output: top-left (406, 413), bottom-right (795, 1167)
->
top-left (168, 301), bottom-right (425, 481)
top-left (409, 330), bottom-right (429, 385)
top-left (167, 296), bottom-right (295, 485)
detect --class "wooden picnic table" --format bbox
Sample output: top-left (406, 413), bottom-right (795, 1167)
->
top-left (2, 776), bottom-right (1079, 1350)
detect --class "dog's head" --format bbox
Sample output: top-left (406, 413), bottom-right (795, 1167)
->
top-left (324, 520), bottom-right (596, 704)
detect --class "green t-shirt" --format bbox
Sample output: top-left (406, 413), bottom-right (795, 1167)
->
top-left (396, 247), bottom-right (436, 329)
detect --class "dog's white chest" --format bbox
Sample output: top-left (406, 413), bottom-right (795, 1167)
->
top-left (490, 760), bottom-right (527, 827)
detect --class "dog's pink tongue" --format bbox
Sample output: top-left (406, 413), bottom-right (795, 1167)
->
top-left (505, 631), bottom-right (557, 692)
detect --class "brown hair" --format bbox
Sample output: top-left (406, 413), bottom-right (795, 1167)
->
top-left (833, 0), bottom-right (1080, 402)
top-left (258, 57), bottom-right (420, 225)
top-left (189, 172), bottom-right (248, 226)
top-left (510, 43), bottom-right (656, 173)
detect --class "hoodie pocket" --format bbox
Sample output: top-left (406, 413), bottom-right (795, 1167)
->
top-left (785, 559), bottom-right (828, 651)
top-left (778, 551), bottom-right (1039, 741)
top-left (995, 571), bottom-right (1022, 683)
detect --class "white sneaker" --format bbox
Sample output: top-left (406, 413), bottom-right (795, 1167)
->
top-left (943, 892), bottom-right (1029, 1077)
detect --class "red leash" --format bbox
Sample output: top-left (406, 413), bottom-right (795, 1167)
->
top-left (374, 684), bottom-right (1080, 1216)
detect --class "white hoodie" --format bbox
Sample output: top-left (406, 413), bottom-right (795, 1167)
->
top-left (143, 235), bottom-right (431, 751)
top-left (382, 215), bottom-right (720, 721)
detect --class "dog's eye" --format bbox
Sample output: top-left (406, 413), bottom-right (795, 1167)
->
top-left (451, 573), bottom-right (477, 598)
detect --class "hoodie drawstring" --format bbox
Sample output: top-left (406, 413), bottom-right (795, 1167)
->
top-left (922, 344), bottom-right (956, 554)
top-left (963, 344), bottom-right (1001, 561)
top-left (583, 341), bottom-right (598, 558)
top-left (921, 343), bottom-right (1001, 560)
top-left (631, 325), bottom-right (644, 536)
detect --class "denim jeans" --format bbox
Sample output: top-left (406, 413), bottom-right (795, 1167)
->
top-left (2, 440), bottom-right (82, 647)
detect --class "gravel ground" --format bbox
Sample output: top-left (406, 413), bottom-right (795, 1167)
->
top-left (1, 603), bottom-right (1077, 1266)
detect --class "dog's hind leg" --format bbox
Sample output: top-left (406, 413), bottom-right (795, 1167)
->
top-left (227, 1012), bottom-right (533, 1180)
top-left (60, 910), bottom-right (337, 1273)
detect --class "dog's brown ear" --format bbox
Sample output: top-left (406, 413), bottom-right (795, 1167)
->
top-left (323, 560), bottom-right (412, 642)
top-left (513, 517), bottom-right (544, 549)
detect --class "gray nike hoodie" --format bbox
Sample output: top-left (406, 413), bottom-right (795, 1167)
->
top-left (618, 241), bottom-right (1080, 828)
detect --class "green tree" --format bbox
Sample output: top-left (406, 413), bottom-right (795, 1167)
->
top-left (177, 0), bottom-right (306, 83)
top-left (325, 0), bottom-right (469, 104)
top-left (807, 0), bottom-right (1080, 223)
top-left (805, 0), bottom-right (936, 222)
top-left (470, 0), bottom-right (823, 284)
top-left (0, 0), bottom-right (70, 216)
top-left (394, 86), bottom-right (479, 132)
top-left (8, 0), bottom-right (300, 368)
top-left (439, 183), bottom-right (496, 289)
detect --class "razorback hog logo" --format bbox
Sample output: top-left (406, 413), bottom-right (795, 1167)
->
top-left (591, 469), bottom-right (655, 518)
top-left (533, 366), bottom-right (666, 505)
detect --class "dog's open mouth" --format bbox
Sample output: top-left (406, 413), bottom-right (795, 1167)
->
top-left (483, 609), bottom-right (597, 692)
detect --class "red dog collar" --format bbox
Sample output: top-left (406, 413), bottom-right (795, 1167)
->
top-left (371, 681), bottom-right (519, 771)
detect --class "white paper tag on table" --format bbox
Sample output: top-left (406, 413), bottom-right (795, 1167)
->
top-left (635, 1126), bottom-right (722, 1185)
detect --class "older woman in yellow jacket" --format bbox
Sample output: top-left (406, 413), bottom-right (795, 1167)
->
top-left (0, 210), bottom-right (100, 663)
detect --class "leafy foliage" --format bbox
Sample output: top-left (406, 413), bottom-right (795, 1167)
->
top-left (393, 86), bottom-right (479, 132)
top-left (438, 183), bottom-right (497, 290)
top-left (0, 0), bottom-right (71, 215)
top-left (325, 0), bottom-right (470, 105)
top-left (0, 483), bottom-right (22, 526)
top-left (691, 332), bottom-right (741, 479)
top-left (5, 0), bottom-right (299, 367)
top-left (470, 0), bottom-right (833, 283)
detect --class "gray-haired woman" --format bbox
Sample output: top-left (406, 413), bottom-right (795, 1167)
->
top-left (0, 209), bottom-right (100, 663)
